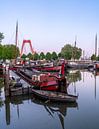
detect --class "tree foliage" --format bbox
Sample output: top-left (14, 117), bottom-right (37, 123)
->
top-left (0, 32), bottom-right (4, 43)
top-left (0, 44), bottom-right (3, 59)
top-left (72, 47), bottom-right (82, 60)
top-left (51, 51), bottom-right (58, 60)
top-left (21, 54), bottom-right (27, 59)
top-left (58, 52), bottom-right (62, 58)
top-left (0, 44), bottom-right (20, 59)
top-left (61, 44), bottom-right (73, 60)
top-left (45, 52), bottom-right (52, 60)
top-left (27, 53), bottom-right (34, 60)
top-left (61, 44), bottom-right (82, 60)
top-left (91, 54), bottom-right (96, 60)
top-left (39, 52), bottom-right (45, 60)
top-left (33, 53), bottom-right (39, 60)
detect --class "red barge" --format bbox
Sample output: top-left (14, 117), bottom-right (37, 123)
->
top-left (32, 65), bottom-right (61, 72)
top-left (14, 62), bottom-right (66, 91)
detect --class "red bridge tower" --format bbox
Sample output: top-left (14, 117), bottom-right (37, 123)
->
top-left (20, 40), bottom-right (35, 58)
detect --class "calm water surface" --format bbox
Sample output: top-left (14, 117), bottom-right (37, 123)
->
top-left (0, 70), bottom-right (99, 129)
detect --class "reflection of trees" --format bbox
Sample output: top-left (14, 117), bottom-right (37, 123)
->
top-left (0, 78), bottom-right (4, 109)
top-left (0, 99), bottom-right (4, 108)
top-left (0, 95), bottom-right (4, 112)
top-left (0, 78), bottom-right (4, 89)
top-left (92, 71), bottom-right (99, 76)
top-left (67, 70), bottom-right (81, 83)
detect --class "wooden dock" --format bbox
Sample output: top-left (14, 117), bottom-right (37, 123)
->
top-left (3, 68), bottom-right (32, 97)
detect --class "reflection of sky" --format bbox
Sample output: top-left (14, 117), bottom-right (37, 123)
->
top-left (66, 71), bottom-right (99, 129)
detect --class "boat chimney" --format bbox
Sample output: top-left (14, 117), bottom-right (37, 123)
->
top-left (61, 61), bottom-right (65, 76)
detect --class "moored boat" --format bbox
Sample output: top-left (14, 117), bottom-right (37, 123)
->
top-left (32, 65), bottom-right (61, 72)
top-left (95, 62), bottom-right (99, 70)
top-left (32, 89), bottom-right (78, 103)
top-left (14, 61), bottom-right (67, 91)
top-left (15, 68), bottom-right (61, 91)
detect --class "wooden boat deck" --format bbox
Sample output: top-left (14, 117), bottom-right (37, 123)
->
top-left (32, 89), bottom-right (78, 103)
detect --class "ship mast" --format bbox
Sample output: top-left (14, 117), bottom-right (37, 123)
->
top-left (74, 36), bottom-right (77, 61)
top-left (15, 21), bottom-right (18, 61)
top-left (95, 33), bottom-right (97, 57)
top-left (15, 21), bottom-right (18, 47)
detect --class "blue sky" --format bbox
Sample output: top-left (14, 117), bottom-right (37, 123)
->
top-left (0, 0), bottom-right (99, 57)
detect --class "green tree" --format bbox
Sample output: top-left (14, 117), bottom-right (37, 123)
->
top-left (0, 44), bottom-right (3, 59)
top-left (33, 53), bottom-right (39, 60)
top-left (2, 45), bottom-right (20, 59)
top-left (0, 32), bottom-right (4, 43)
top-left (45, 52), bottom-right (52, 60)
top-left (73, 47), bottom-right (82, 60)
top-left (10, 45), bottom-right (20, 59)
top-left (97, 55), bottom-right (99, 61)
top-left (61, 44), bottom-right (72, 60)
top-left (27, 53), bottom-right (33, 60)
top-left (21, 54), bottom-right (27, 59)
top-left (91, 54), bottom-right (96, 60)
top-left (61, 44), bottom-right (82, 60)
top-left (58, 52), bottom-right (62, 58)
top-left (0, 44), bottom-right (19, 60)
top-left (39, 52), bottom-right (45, 60)
top-left (51, 51), bottom-right (58, 60)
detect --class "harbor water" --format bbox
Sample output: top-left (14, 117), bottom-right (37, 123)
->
top-left (0, 70), bottom-right (99, 129)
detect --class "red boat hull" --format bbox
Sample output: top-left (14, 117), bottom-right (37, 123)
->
top-left (15, 70), bottom-right (59, 91)
top-left (33, 66), bottom-right (61, 72)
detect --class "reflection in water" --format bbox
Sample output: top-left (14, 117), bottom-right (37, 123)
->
top-left (0, 78), bottom-right (4, 89)
top-left (1, 71), bottom-right (99, 129)
top-left (0, 98), bottom-right (4, 109)
top-left (93, 71), bottom-right (99, 76)
top-left (91, 70), bottom-right (98, 99)
top-left (5, 98), bottom-right (10, 125)
top-left (67, 70), bottom-right (81, 95)
top-left (5, 95), bottom-right (78, 129)
top-left (68, 70), bottom-right (98, 100)
top-left (5, 95), bottom-right (30, 125)
top-left (0, 78), bottom-right (4, 111)
top-left (36, 100), bottom-right (77, 129)
top-left (94, 75), bottom-right (96, 99)
top-left (67, 70), bottom-right (81, 84)
top-left (41, 101), bottom-right (77, 129)
top-left (32, 98), bottom-right (77, 129)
